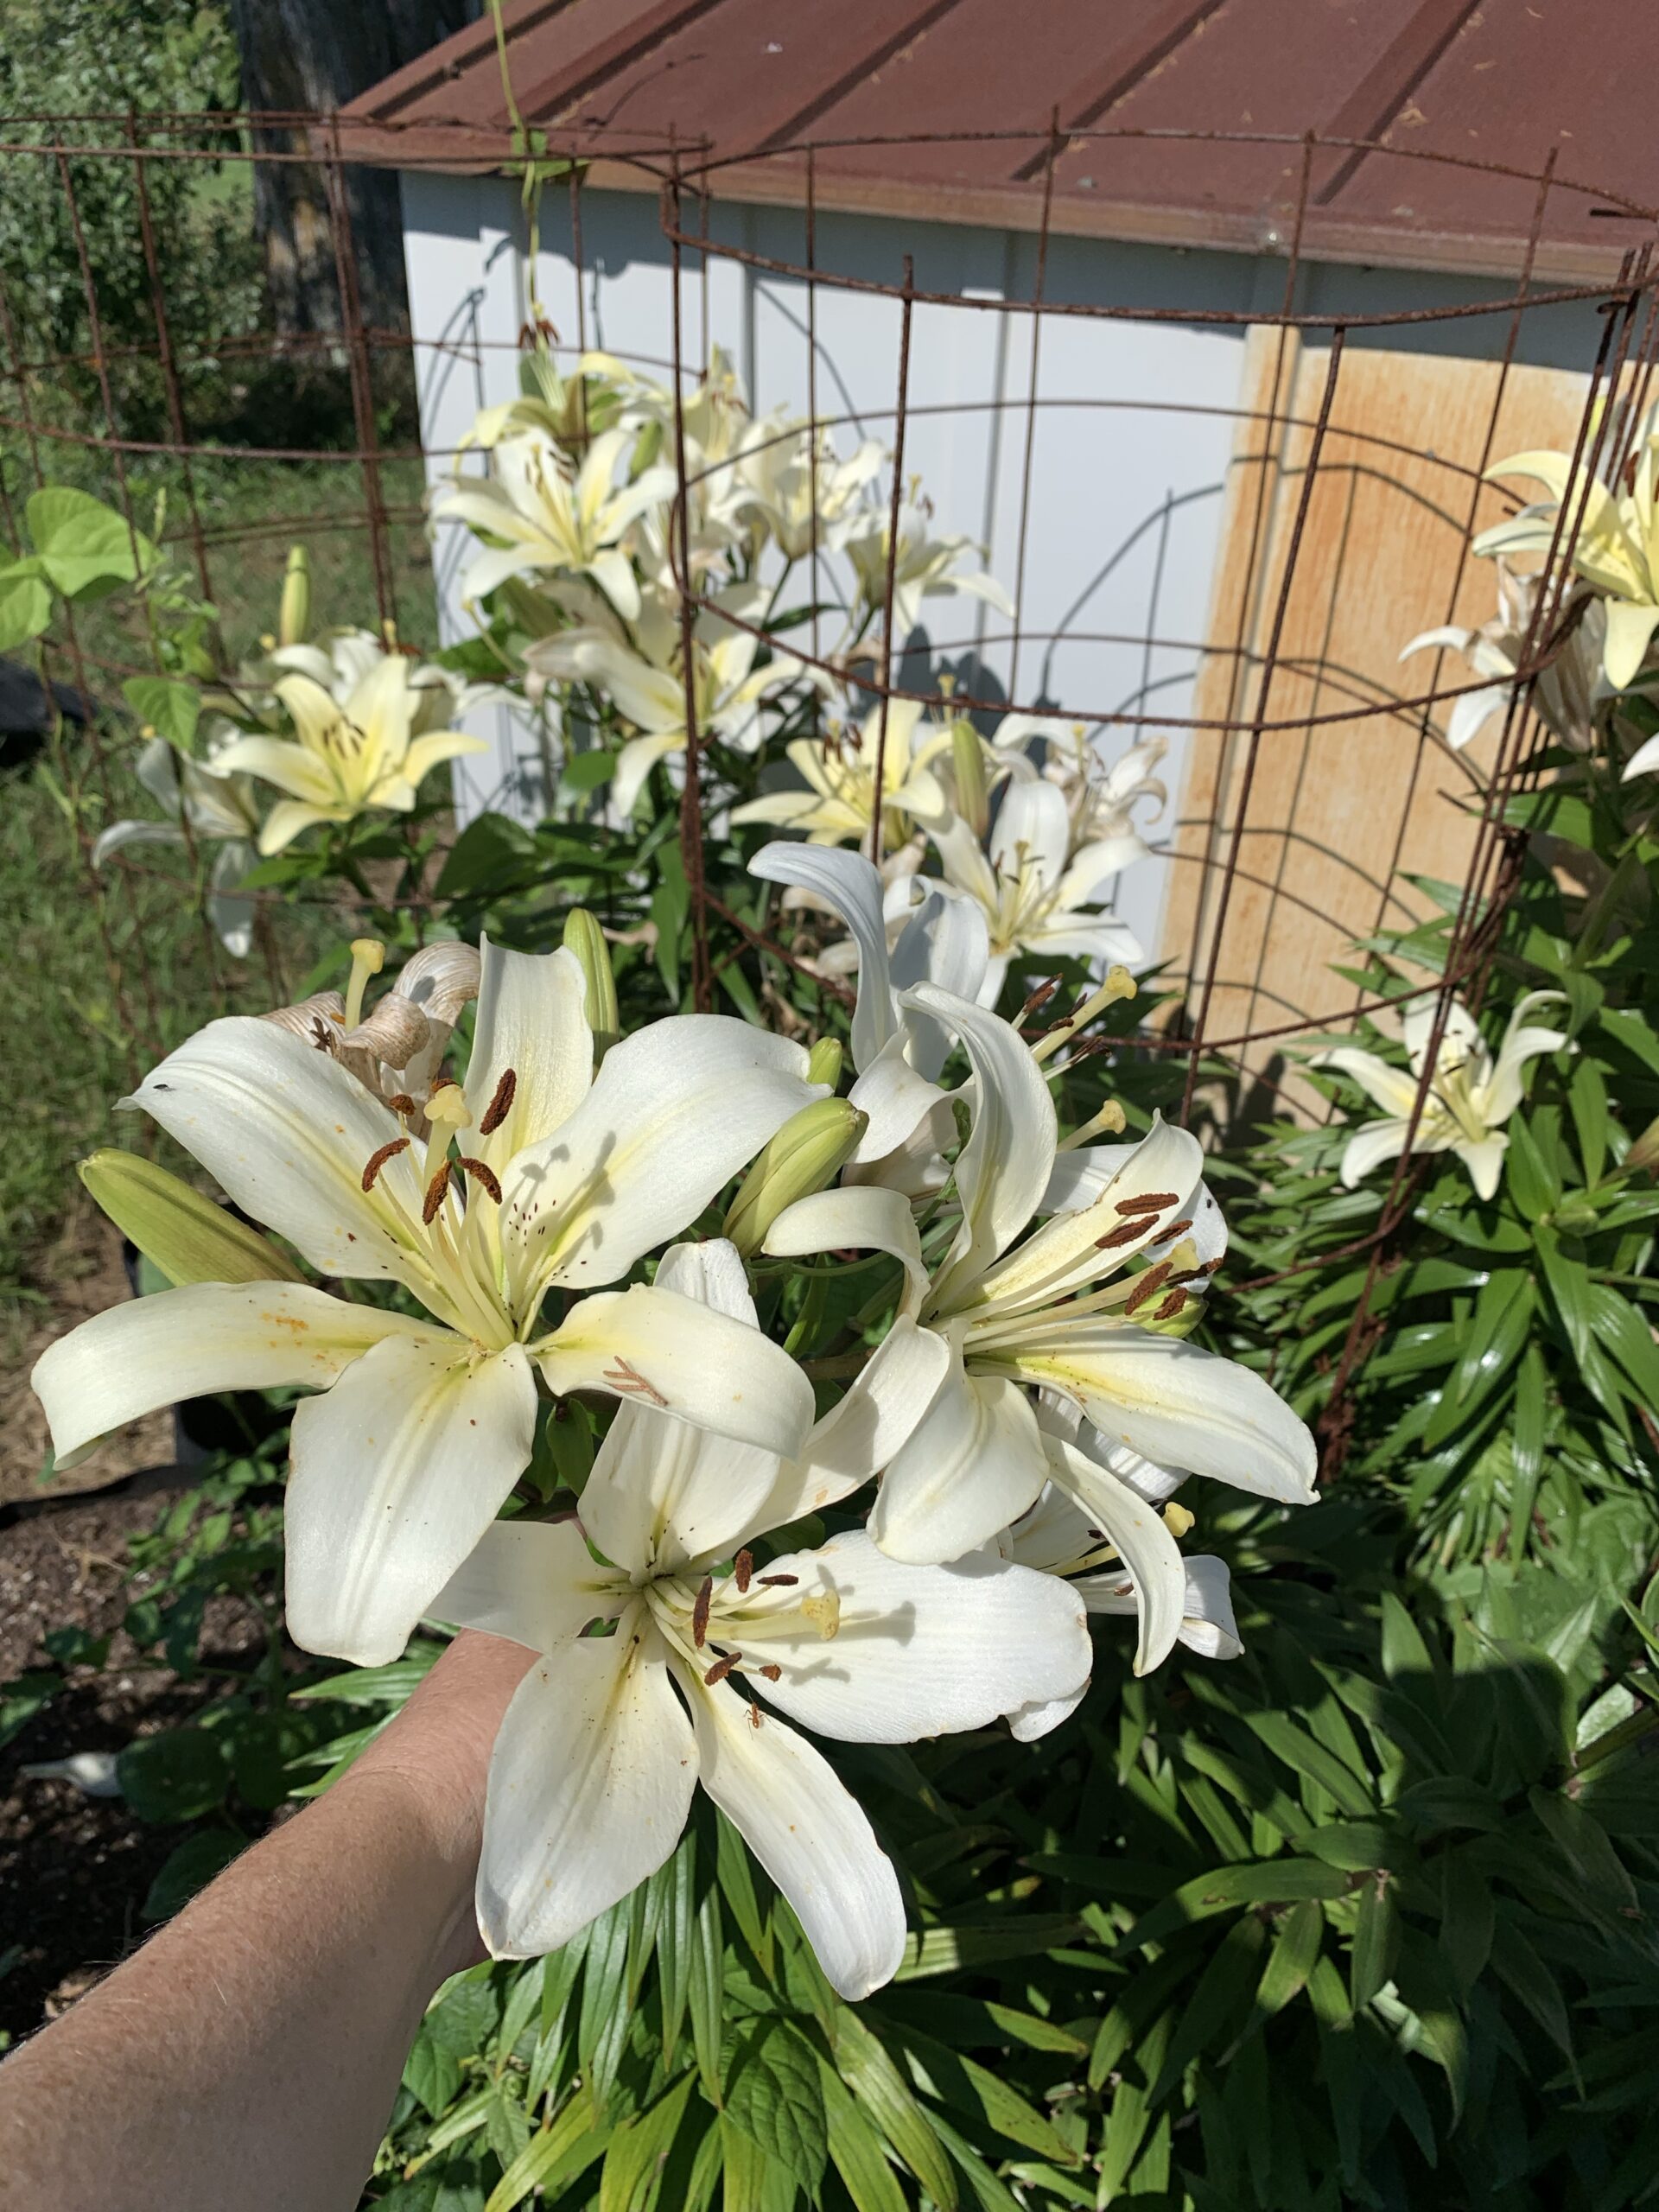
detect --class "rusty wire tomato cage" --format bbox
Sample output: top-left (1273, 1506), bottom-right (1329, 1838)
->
top-left (3, 113), bottom-right (1656, 1452)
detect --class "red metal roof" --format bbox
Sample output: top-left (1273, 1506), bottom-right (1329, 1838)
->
top-left (343, 0), bottom-right (1659, 283)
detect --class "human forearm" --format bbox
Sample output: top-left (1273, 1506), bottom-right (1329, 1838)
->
top-left (0, 1631), bottom-right (531, 2212)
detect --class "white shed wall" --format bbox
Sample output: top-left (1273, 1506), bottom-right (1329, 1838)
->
top-left (398, 169), bottom-right (1605, 960)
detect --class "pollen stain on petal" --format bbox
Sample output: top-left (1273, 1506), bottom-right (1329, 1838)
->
top-left (261, 1312), bottom-right (310, 1335)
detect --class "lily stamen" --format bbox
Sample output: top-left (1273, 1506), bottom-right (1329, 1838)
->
top-left (1123, 1262), bottom-right (1174, 1317)
top-left (361, 1136), bottom-right (410, 1192)
top-left (704, 1651), bottom-right (741, 1685)
top-left (691, 1575), bottom-right (713, 1648)
top-left (479, 1068), bottom-right (517, 1135)
top-left (457, 1157), bottom-right (503, 1203)
top-left (422, 1161), bottom-right (453, 1224)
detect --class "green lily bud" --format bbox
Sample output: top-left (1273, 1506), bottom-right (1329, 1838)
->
top-left (950, 717), bottom-right (990, 837)
top-left (806, 1036), bottom-right (844, 1090)
top-left (278, 544), bottom-right (311, 648)
top-left (1624, 1114), bottom-right (1659, 1176)
top-left (723, 1098), bottom-right (867, 1258)
top-left (80, 1150), bottom-right (303, 1288)
top-left (563, 907), bottom-right (620, 1062)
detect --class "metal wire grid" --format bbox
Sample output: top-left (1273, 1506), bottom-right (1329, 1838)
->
top-left (3, 115), bottom-right (1656, 1455)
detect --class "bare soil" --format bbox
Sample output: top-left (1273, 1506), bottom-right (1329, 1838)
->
top-left (2, 1211), bottom-right (173, 1507)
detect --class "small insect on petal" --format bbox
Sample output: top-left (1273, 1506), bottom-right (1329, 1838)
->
top-left (1115, 1191), bottom-right (1179, 1217)
top-left (479, 1067), bottom-right (518, 1136)
top-left (734, 1548), bottom-right (753, 1594)
top-left (748, 1704), bottom-right (762, 1731)
top-left (422, 1161), bottom-right (453, 1224)
top-left (1123, 1261), bottom-right (1174, 1317)
top-left (704, 1652), bottom-right (741, 1686)
top-left (457, 1156), bottom-right (503, 1203)
top-left (692, 1576), bottom-right (713, 1649)
top-left (361, 1136), bottom-right (410, 1192)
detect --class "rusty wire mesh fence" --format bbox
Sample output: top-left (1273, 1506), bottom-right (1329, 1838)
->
top-left (3, 111), bottom-right (1656, 1422)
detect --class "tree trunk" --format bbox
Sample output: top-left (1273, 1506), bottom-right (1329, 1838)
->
top-left (227, 0), bottom-right (480, 339)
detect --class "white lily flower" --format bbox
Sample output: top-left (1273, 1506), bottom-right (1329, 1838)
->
top-left (32, 943), bottom-right (828, 1666)
top-left (93, 735), bottom-right (263, 956)
top-left (763, 988), bottom-right (1316, 1588)
top-left (1474, 412), bottom-right (1659, 690)
top-left (844, 499), bottom-right (1014, 645)
top-left (731, 697), bottom-right (948, 849)
top-left (1316, 989), bottom-right (1573, 1200)
top-left (432, 1238), bottom-right (1089, 1997)
top-left (750, 840), bottom-right (988, 1171)
top-left (268, 626), bottom-right (499, 738)
top-left (992, 716), bottom-right (1169, 866)
top-left (435, 426), bottom-right (677, 622)
top-left (734, 414), bottom-right (885, 561)
top-left (997, 1478), bottom-right (1243, 1738)
top-left (528, 591), bottom-right (815, 817)
top-left (1401, 564), bottom-right (1606, 755)
top-left (928, 776), bottom-right (1146, 1007)
top-left (213, 654), bottom-right (486, 855)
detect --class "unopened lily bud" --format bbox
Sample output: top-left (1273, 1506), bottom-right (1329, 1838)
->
top-left (1625, 1115), bottom-right (1659, 1175)
top-left (950, 718), bottom-right (990, 838)
top-left (563, 908), bottom-right (620, 1062)
top-left (806, 1037), bottom-right (843, 1089)
top-left (278, 544), bottom-right (311, 648)
top-left (723, 1098), bottom-right (867, 1257)
top-left (79, 1150), bottom-right (303, 1288)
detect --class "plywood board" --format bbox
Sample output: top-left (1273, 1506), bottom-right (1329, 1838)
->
top-left (1163, 326), bottom-right (1592, 1116)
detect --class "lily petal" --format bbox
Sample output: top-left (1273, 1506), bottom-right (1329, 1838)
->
top-left (998, 1326), bottom-right (1317, 1505)
top-left (736, 1529), bottom-right (1090, 1741)
top-left (685, 1674), bottom-right (906, 2000)
top-left (285, 1334), bottom-right (538, 1666)
top-left (537, 1283), bottom-right (816, 1459)
top-left (32, 1281), bottom-right (435, 1470)
top-left (466, 938), bottom-right (592, 1162)
top-left (763, 1184), bottom-right (930, 1309)
top-left (751, 842), bottom-right (895, 1070)
top-left (480, 1619), bottom-right (697, 1958)
top-left (431, 1516), bottom-right (622, 1650)
top-left (873, 1351), bottom-right (1047, 1564)
top-left (1042, 1431), bottom-right (1185, 1675)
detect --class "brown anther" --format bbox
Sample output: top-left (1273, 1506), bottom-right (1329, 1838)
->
top-left (1115, 1192), bottom-right (1179, 1217)
top-left (1200, 1256), bottom-right (1224, 1275)
top-left (429, 1073), bottom-right (460, 1095)
top-left (704, 1652), bottom-right (741, 1686)
top-left (422, 1161), bottom-right (453, 1224)
top-left (760, 1663), bottom-right (782, 1681)
top-left (748, 1704), bottom-right (762, 1730)
top-left (458, 1156), bottom-right (503, 1204)
top-left (1017, 976), bottom-right (1060, 1029)
top-left (691, 1575), bottom-right (713, 1649)
top-left (1154, 1288), bottom-right (1190, 1321)
top-left (1096, 1216), bottom-right (1153, 1250)
top-left (385, 1093), bottom-right (416, 1116)
top-left (1157, 1218), bottom-right (1195, 1243)
top-left (361, 1136), bottom-right (410, 1192)
top-left (734, 1548), bottom-right (753, 1594)
top-left (757, 1573), bottom-right (798, 1587)
top-left (1123, 1261), bottom-right (1174, 1316)
top-left (479, 1067), bottom-right (518, 1136)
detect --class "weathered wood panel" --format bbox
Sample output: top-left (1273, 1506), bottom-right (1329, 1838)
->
top-left (1163, 327), bottom-right (1592, 1116)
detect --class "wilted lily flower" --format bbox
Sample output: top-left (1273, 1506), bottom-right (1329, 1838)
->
top-left (1316, 989), bottom-right (1572, 1200)
top-left (33, 942), bottom-right (827, 1666)
top-left (435, 426), bottom-right (676, 621)
top-left (928, 776), bottom-right (1147, 1007)
top-left (1475, 416), bottom-right (1659, 690)
top-left (732, 697), bottom-right (948, 849)
top-left (93, 735), bottom-right (262, 956)
top-left (262, 937), bottom-right (482, 1122)
top-left (1401, 564), bottom-right (1606, 754)
top-left (214, 653), bottom-right (486, 855)
top-left (764, 988), bottom-right (1316, 1566)
top-left (432, 1239), bottom-right (1089, 1997)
